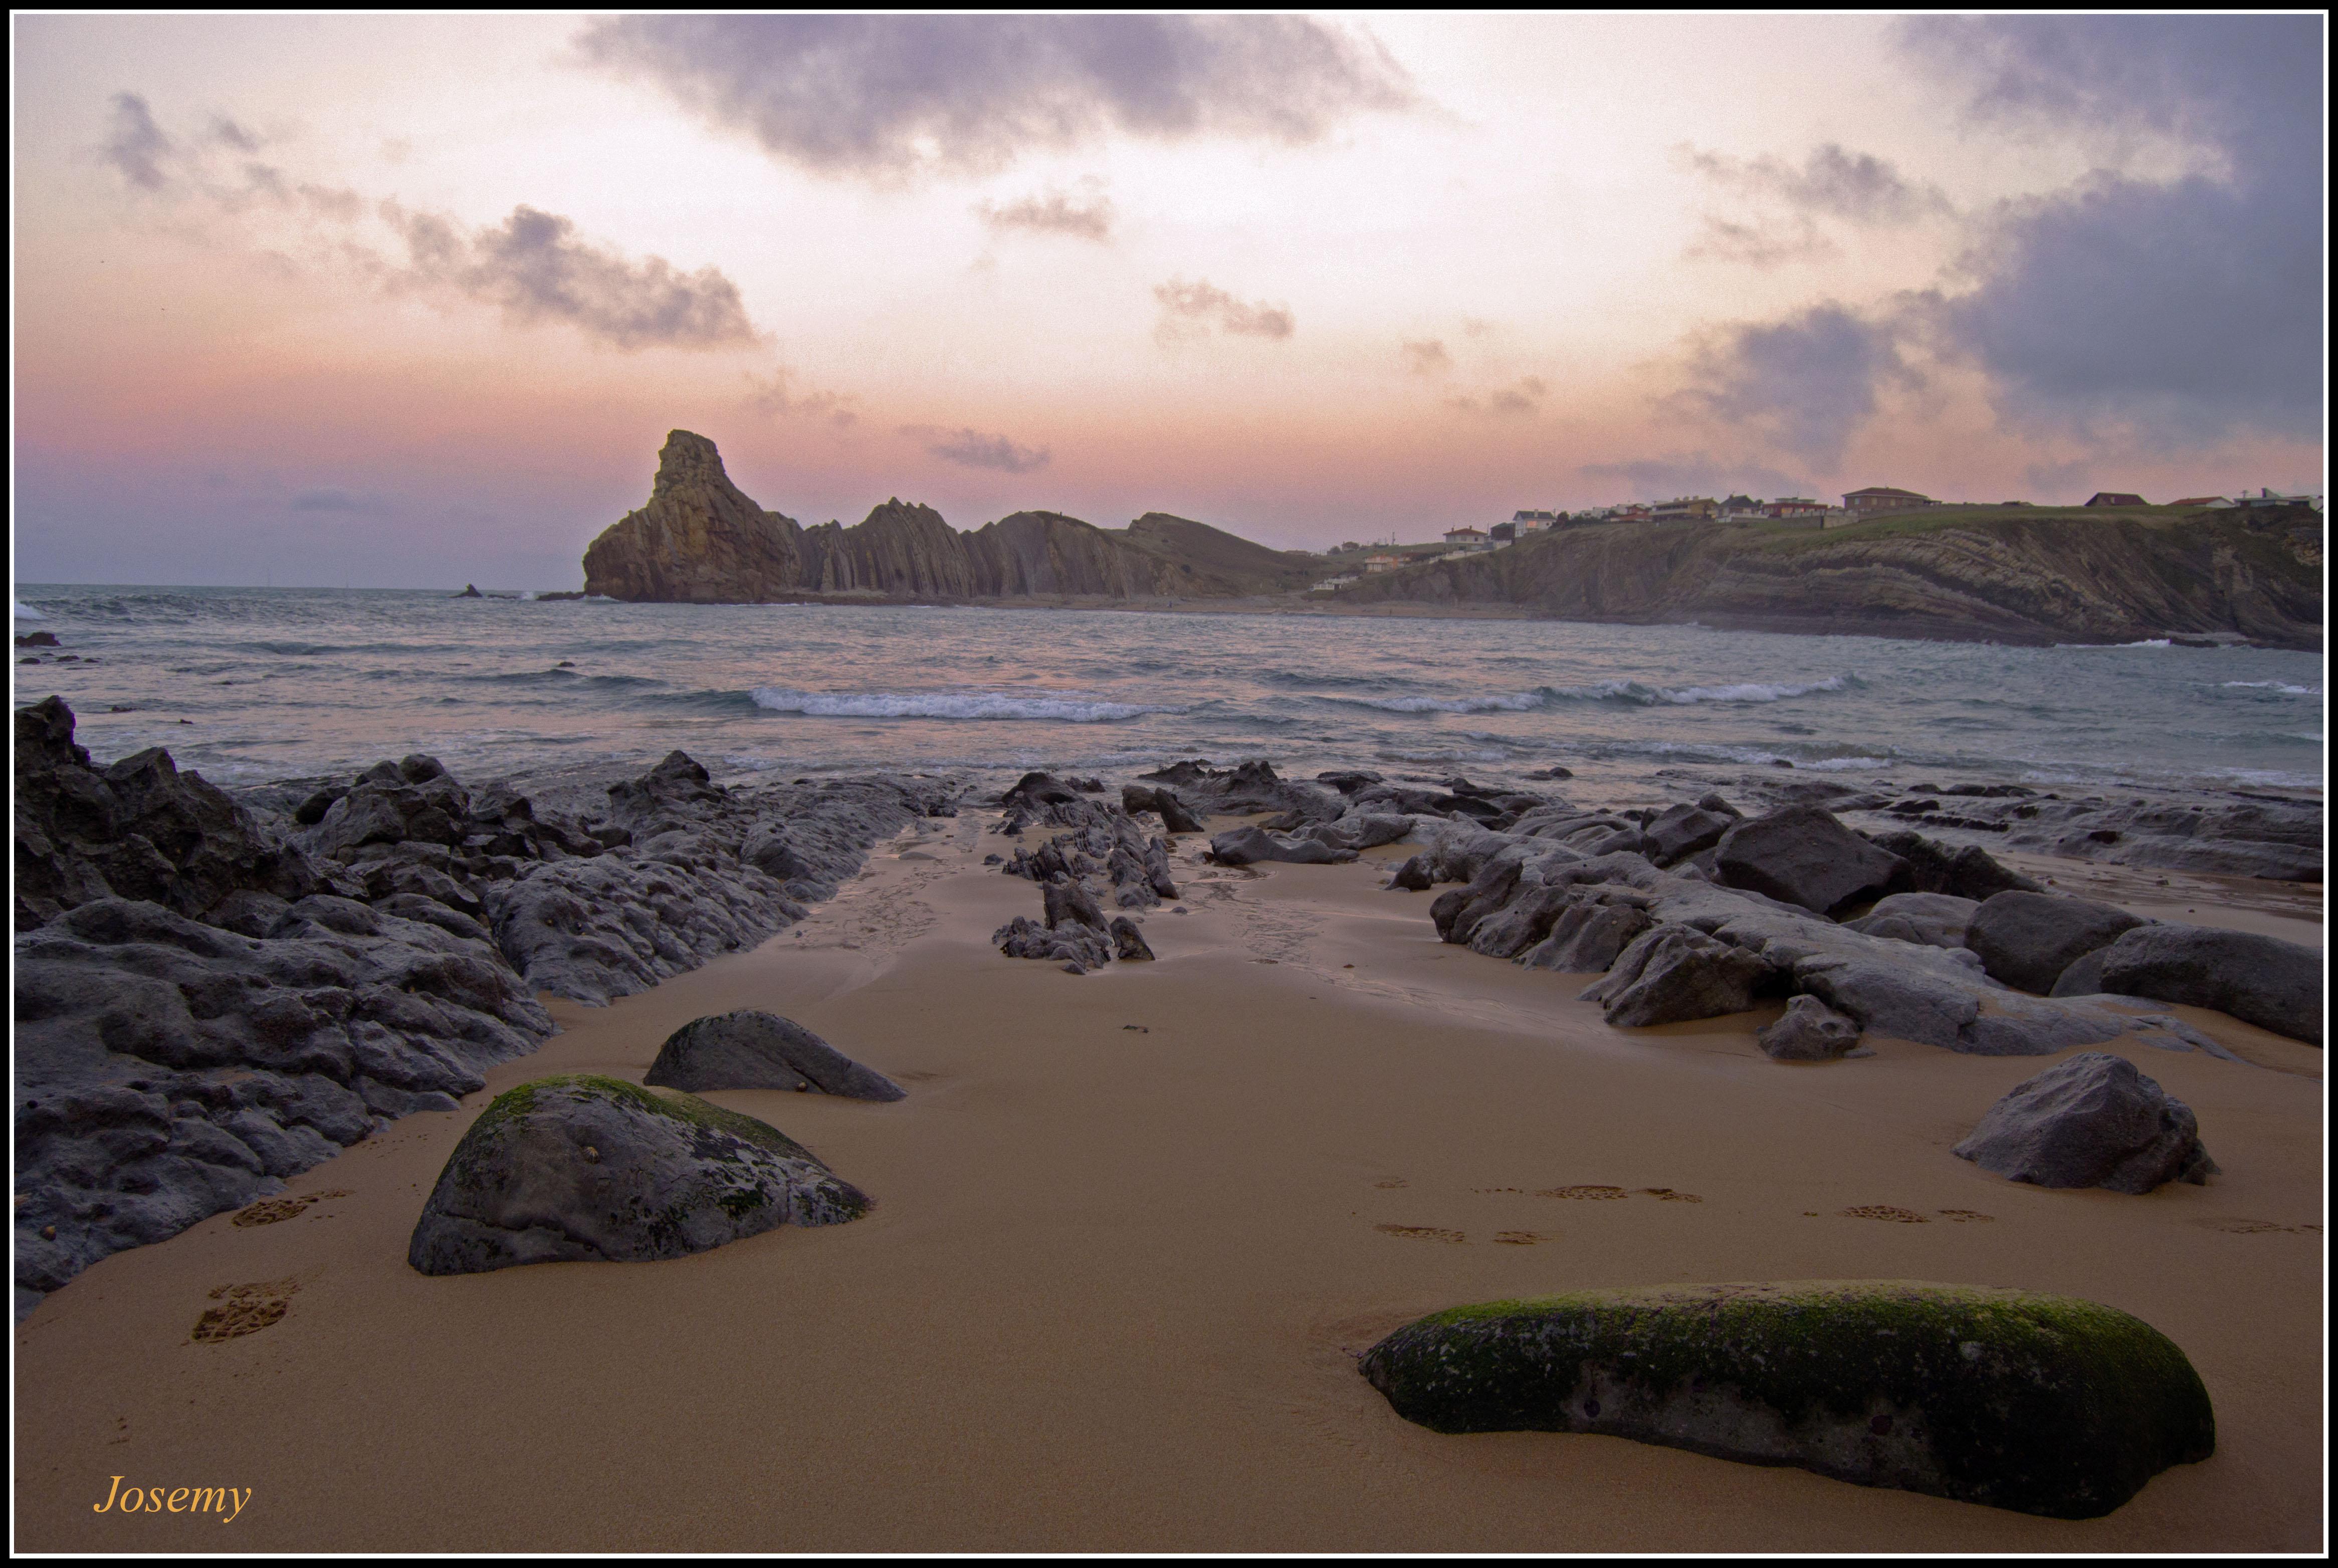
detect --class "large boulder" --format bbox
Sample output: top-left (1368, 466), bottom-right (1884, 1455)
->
top-left (1953, 1052), bottom-right (2218, 1193)
top-left (1358, 1281), bottom-right (2215, 1518)
top-left (1862, 829), bottom-right (2041, 902)
top-left (1641, 802), bottom-right (1733, 866)
top-left (2094, 924), bottom-right (2322, 1043)
top-left (1579, 924), bottom-right (1773, 1027)
top-left (1519, 898), bottom-right (1652, 973)
top-left (407, 1074), bottom-right (868, 1275)
top-left (1208, 824), bottom-right (1356, 866)
top-left (1758, 995), bottom-right (1866, 1060)
top-left (1713, 807), bottom-right (1905, 917)
top-left (644, 1011), bottom-right (904, 1101)
top-left (1967, 891), bottom-right (2147, 994)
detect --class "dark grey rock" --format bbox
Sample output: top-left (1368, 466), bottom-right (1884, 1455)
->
top-left (1954, 1052), bottom-right (2218, 1192)
top-left (2095, 924), bottom-right (2322, 1042)
top-left (1968, 891), bottom-right (2148, 995)
top-left (2048, 950), bottom-right (2109, 998)
top-left (644, 1010), bottom-right (904, 1101)
top-left (1642, 803), bottom-right (1732, 866)
top-left (1580, 924), bottom-right (1774, 1027)
top-left (1714, 806), bottom-right (1906, 916)
top-left (1110, 916), bottom-right (1155, 961)
top-left (1209, 825), bottom-right (1356, 866)
top-left (1758, 995), bottom-right (1866, 1060)
top-left (1519, 898), bottom-right (1653, 973)
top-left (406, 1074), bottom-right (869, 1275)
top-left (1843, 892), bottom-right (1979, 951)
top-left (1860, 829), bottom-right (2042, 902)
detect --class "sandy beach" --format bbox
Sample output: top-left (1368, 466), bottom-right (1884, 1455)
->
top-left (12, 807), bottom-right (2323, 1552)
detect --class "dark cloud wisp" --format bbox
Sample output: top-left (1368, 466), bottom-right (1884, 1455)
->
top-left (975, 185), bottom-right (1115, 242)
top-left (575, 15), bottom-right (1413, 180)
top-left (1399, 338), bottom-right (1451, 375)
top-left (379, 203), bottom-right (759, 352)
top-left (1154, 278), bottom-right (1294, 343)
top-left (1682, 142), bottom-right (1949, 226)
top-left (101, 92), bottom-right (173, 190)
top-left (903, 424), bottom-right (1052, 474)
top-left (1690, 304), bottom-right (1907, 469)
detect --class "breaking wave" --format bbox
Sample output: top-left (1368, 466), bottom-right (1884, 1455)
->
top-left (2222, 681), bottom-right (2321, 696)
top-left (1347, 674), bottom-right (1854, 713)
top-left (750, 688), bottom-right (1187, 723)
top-left (13, 598), bottom-right (47, 621)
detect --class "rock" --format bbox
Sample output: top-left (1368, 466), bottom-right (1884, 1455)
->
top-left (1860, 829), bottom-right (2042, 902)
top-left (1714, 806), bottom-right (1906, 916)
top-left (1966, 891), bottom-right (2148, 994)
top-left (16, 631), bottom-right (60, 647)
top-left (1357, 1280), bottom-right (2215, 1518)
top-left (2048, 950), bottom-right (2109, 998)
top-left (1042, 877), bottom-right (1109, 932)
top-left (992, 915), bottom-right (1113, 968)
top-left (406, 1075), bottom-right (869, 1275)
top-left (1208, 825), bottom-right (1356, 866)
top-left (2094, 924), bottom-right (2322, 1042)
top-left (1642, 803), bottom-right (1733, 866)
top-left (1579, 924), bottom-right (1774, 1027)
top-left (1304, 812), bottom-right (1414, 852)
top-left (1519, 898), bottom-right (1653, 973)
top-left (1110, 916), bottom-right (1155, 961)
top-left (1953, 1052), bottom-right (2218, 1192)
top-left (644, 1011), bottom-right (904, 1101)
top-left (1843, 892), bottom-right (1979, 950)
top-left (1121, 784), bottom-right (1201, 833)
top-left (453, 584), bottom-right (483, 598)
top-left (1758, 995), bottom-right (1866, 1060)
top-left (1429, 857), bottom-right (1525, 944)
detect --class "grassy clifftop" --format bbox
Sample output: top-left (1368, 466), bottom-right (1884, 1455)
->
top-left (1333, 507), bottom-right (2322, 648)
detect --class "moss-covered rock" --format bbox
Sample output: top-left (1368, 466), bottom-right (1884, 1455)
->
top-left (407, 1074), bottom-right (869, 1275)
top-left (1359, 1280), bottom-right (2213, 1518)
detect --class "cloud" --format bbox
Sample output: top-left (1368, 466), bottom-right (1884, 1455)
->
top-left (975, 181), bottom-right (1114, 241)
top-left (1683, 213), bottom-right (1832, 268)
top-left (1895, 15), bottom-right (2322, 443)
top-left (746, 367), bottom-right (858, 427)
top-left (207, 115), bottom-right (260, 153)
top-left (1399, 338), bottom-right (1450, 375)
top-left (1680, 142), bottom-right (1950, 226)
top-left (1578, 454), bottom-right (1812, 501)
top-left (101, 92), bottom-right (173, 190)
top-left (1689, 304), bottom-right (1908, 469)
top-left (1447, 376), bottom-right (1546, 418)
top-left (290, 487), bottom-right (387, 515)
top-left (377, 202), bottom-right (759, 351)
top-left (901, 424), bottom-right (1051, 474)
top-left (1153, 277), bottom-right (1294, 344)
top-left (574, 15), bottom-right (1413, 181)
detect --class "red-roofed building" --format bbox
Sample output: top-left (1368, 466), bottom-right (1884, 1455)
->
top-left (2084, 492), bottom-right (2149, 508)
top-left (1842, 486), bottom-right (1937, 516)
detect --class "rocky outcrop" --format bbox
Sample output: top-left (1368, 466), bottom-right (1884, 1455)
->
top-left (580, 431), bottom-right (1318, 604)
top-left (1954, 1053), bottom-right (2218, 1192)
top-left (1759, 995), bottom-right (1867, 1060)
top-left (1580, 924), bottom-right (1775, 1027)
top-left (2093, 925), bottom-right (2322, 1043)
top-left (406, 1075), bottom-right (869, 1275)
top-left (1966, 892), bottom-right (2147, 995)
top-left (644, 1011), bottom-right (905, 1100)
top-left (1713, 806), bottom-right (1905, 917)
top-left (1358, 1281), bottom-right (2217, 1518)
top-left (1332, 507), bottom-right (2322, 650)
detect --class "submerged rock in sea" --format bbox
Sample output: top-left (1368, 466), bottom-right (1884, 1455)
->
top-left (1954, 1052), bottom-right (2217, 1193)
top-left (407, 1074), bottom-right (868, 1275)
top-left (1358, 1281), bottom-right (2215, 1518)
top-left (644, 1011), bottom-right (904, 1101)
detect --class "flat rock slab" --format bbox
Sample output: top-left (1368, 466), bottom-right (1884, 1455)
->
top-left (1954, 1051), bottom-right (2217, 1193)
top-left (407, 1074), bottom-right (868, 1275)
top-left (1360, 1280), bottom-right (2214, 1519)
top-left (645, 1010), bottom-right (905, 1101)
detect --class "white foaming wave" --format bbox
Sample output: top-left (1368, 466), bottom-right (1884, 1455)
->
top-left (2223, 681), bottom-right (2321, 696)
top-left (1377, 746), bottom-right (1514, 764)
top-left (2055, 638), bottom-right (2173, 649)
top-left (1799, 755), bottom-right (1895, 772)
top-left (750, 687), bottom-right (1186, 723)
top-left (13, 599), bottom-right (47, 620)
top-left (1355, 691), bottom-right (1548, 714)
top-left (1653, 675), bottom-right (1850, 705)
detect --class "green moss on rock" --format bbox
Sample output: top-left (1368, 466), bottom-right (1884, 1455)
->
top-left (1359, 1280), bottom-right (2212, 1518)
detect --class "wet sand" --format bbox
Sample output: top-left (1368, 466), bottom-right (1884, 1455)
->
top-left (13, 814), bottom-right (2325, 1551)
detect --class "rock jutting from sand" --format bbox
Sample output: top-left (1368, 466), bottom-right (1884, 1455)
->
top-left (1358, 1280), bottom-right (2216, 1518)
top-left (1954, 1053), bottom-right (2218, 1193)
top-left (644, 1011), bottom-right (906, 1101)
top-left (1965, 890), bottom-right (2148, 995)
top-left (407, 1075), bottom-right (869, 1275)
top-left (1758, 995), bottom-right (1868, 1060)
top-left (12, 697), bottom-right (950, 1317)
top-left (2091, 924), bottom-right (2323, 1044)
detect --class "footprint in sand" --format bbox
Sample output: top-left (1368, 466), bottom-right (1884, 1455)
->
top-left (230, 1190), bottom-right (351, 1228)
top-left (1492, 1231), bottom-right (1557, 1245)
top-left (2194, 1217), bottom-right (2320, 1235)
top-left (1538, 1185), bottom-right (1631, 1200)
top-left (1372, 1179), bottom-right (1408, 1190)
top-left (1936, 1209), bottom-right (1995, 1223)
top-left (1637, 1188), bottom-right (1704, 1203)
top-left (192, 1276), bottom-right (301, 1342)
top-left (1839, 1205), bottom-right (1930, 1223)
top-left (892, 1070), bottom-right (943, 1082)
top-left (1375, 1224), bottom-right (1466, 1243)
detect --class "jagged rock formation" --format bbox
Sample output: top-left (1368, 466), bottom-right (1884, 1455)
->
top-left (581, 431), bottom-right (1318, 603)
top-left (1335, 509), bottom-right (2323, 650)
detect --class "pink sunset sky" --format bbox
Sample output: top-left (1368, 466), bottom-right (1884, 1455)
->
top-left (11, 13), bottom-right (2326, 588)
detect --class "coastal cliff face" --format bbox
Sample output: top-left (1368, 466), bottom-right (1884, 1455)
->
top-left (581, 432), bottom-right (1316, 603)
top-left (1336, 511), bottom-right (2324, 649)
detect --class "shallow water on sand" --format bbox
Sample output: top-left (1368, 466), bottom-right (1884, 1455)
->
top-left (11, 584), bottom-right (2324, 797)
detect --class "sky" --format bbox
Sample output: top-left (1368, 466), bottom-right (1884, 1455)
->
top-left (11, 13), bottom-right (2327, 588)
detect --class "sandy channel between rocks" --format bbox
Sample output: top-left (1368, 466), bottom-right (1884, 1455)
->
top-left (12, 811), bottom-right (2325, 1551)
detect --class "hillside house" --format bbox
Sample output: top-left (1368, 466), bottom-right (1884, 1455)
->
top-left (1843, 486), bottom-right (1938, 516)
top-left (1765, 498), bottom-right (1827, 518)
top-left (2167, 497), bottom-right (2230, 510)
top-left (1363, 552), bottom-right (1404, 574)
top-left (1441, 526), bottom-right (1495, 551)
top-left (2084, 492), bottom-right (2148, 508)
top-left (1649, 497), bottom-right (1718, 522)
top-left (1511, 510), bottom-right (1559, 533)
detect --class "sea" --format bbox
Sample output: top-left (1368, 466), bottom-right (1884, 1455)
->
top-left (11, 585), bottom-right (2326, 804)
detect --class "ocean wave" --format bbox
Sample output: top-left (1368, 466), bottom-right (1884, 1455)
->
top-left (1653, 675), bottom-right (1851, 705)
top-left (1353, 691), bottom-right (1549, 714)
top-left (1798, 755), bottom-right (1896, 772)
top-left (749, 688), bottom-right (1187, 723)
top-left (13, 599), bottom-right (47, 621)
top-left (2221, 681), bottom-right (2321, 696)
top-left (1343, 674), bottom-right (1853, 714)
top-left (2055, 638), bottom-right (2173, 649)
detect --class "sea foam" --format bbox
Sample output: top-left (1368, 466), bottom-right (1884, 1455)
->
top-left (750, 688), bottom-right (1185, 723)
